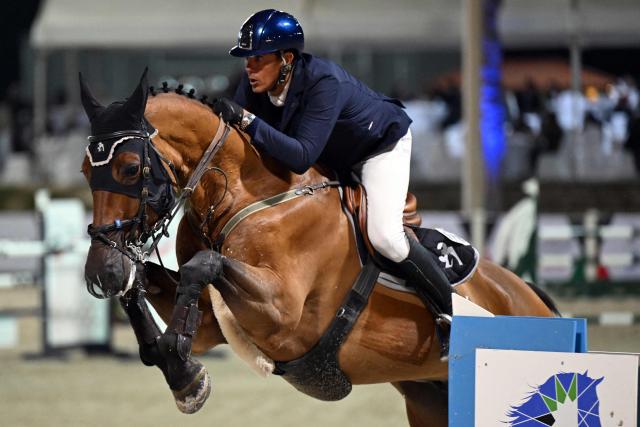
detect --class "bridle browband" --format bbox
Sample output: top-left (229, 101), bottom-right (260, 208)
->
top-left (87, 129), bottom-right (150, 144)
top-left (87, 117), bottom-right (232, 294)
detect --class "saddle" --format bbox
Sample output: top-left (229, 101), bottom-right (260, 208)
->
top-left (342, 184), bottom-right (479, 288)
top-left (343, 185), bottom-right (421, 255)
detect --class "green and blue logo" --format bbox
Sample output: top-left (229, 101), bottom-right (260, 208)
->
top-left (507, 372), bottom-right (604, 426)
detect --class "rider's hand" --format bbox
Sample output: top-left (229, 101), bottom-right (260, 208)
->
top-left (213, 98), bottom-right (244, 125)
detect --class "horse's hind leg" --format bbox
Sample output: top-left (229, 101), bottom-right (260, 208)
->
top-left (392, 381), bottom-right (448, 427)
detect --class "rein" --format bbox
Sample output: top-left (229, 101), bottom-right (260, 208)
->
top-left (144, 117), bottom-right (232, 259)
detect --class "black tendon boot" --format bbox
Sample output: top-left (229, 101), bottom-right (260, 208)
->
top-left (158, 250), bottom-right (222, 372)
top-left (156, 282), bottom-right (208, 412)
top-left (159, 285), bottom-right (203, 364)
top-left (156, 250), bottom-right (222, 413)
top-left (398, 238), bottom-right (454, 360)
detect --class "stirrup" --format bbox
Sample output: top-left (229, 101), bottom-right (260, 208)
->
top-left (436, 313), bottom-right (452, 326)
top-left (434, 315), bottom-right (451, 362)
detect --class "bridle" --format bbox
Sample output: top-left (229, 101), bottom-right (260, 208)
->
top-left (86, 117), bottom-right (232, 295)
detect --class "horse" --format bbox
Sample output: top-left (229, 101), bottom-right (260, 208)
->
top-left (80, 70), bottom-right (558, 427)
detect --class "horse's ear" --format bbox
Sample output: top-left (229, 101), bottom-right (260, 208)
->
top-left (79, 72), bottom-right (105, 121)
top-left (123, 67), bottom-right (149, 121)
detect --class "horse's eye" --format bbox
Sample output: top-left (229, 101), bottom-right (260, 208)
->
top-left (124, 164), bottom-right (140, 177)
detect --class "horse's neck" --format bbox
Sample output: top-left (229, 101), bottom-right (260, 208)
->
top-left (182, 120), bottom-right (323, 232)
top-left (146, 92), bottom-right (324, 234)
top-left (214, 131), bottom-right (308, 197)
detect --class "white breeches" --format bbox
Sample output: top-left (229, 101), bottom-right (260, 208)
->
top-left (358, 129), bottom-right (412, 262)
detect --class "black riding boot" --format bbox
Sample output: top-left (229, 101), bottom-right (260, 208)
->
top-left (398, 238), bottom-right (453, 360)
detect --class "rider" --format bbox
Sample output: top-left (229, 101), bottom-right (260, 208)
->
top-left (214, 9), bottom-right (454, 356)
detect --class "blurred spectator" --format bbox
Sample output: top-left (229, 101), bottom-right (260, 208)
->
top-left (403, 88), bottom-right (448, 135)
top-left (439, 81), bottom-right (461, 129)
top-left (0, 105), bottom-right (9, 173)
top-left (543, 81), bottom-right (562, 110)
top-left (503, 87), bottom-right (520, 125)
top-left (516, 78), bottom-right (543, 135)
top-left (552, 87), bottom-right (587, 132)
top-left (609, 75), bottom-right (639, 112)
top-left (584, 86), bottom-right (613, 126)
top-left (516, 78), bottom-right (543, 114)
top-left (624, 113), bottom-right (640, 176)
top-left (530, 110), bottom-right (563, 170)
top-left (6, 81), bottom-right (32, 153)
top-left (47, 90), bottom-right (75, 136)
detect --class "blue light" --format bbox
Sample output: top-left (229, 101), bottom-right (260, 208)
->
top-left (481, 1), bottom-right (506, 181)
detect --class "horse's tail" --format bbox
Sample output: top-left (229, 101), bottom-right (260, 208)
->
top-left (525, 281), bottom-right (562, 317)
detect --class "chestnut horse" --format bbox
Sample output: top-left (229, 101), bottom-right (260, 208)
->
top-left (81, 73), bottom-right (557, 427)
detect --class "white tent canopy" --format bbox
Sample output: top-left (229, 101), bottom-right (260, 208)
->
top-left (28, 0), bottom-right (640, 137)
top-left (30, 0), bottom-right (449, 50)
top-left (30, 0), bottom-right (640, 51)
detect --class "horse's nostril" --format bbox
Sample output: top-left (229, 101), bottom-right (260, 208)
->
top-left (85, 276), bottom-right (109, 299)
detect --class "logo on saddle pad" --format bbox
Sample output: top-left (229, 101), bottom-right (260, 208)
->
top-left (507, 371), bottom-right (604, 426)
top-left (437, 242), bottom-right (462, 269)
top-left (415, 227), bottom-right (478, 286)
top-left (97, 142), bottom-right (105, 152)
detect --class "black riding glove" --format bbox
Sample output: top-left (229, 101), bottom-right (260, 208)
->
top-left (213, 97), bottom-right (244, 125)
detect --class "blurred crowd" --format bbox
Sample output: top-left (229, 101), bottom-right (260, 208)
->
top-left (403, 74), bottom-right (640, 177)
top-left (1, 71), bottom-right (639, 183)
top-left (0, 72), bottom-right (240, 182)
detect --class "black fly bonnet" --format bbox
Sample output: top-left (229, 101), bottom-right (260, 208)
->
top-left (81, 69), bottom-right (177, 271)
top-left (80, 68), bottom-right (232, 295)
top-left (85, 119), bottom-right (175, 216)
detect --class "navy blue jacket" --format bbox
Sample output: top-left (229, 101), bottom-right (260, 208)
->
top-left (234, 53), bottom-right (412, 175)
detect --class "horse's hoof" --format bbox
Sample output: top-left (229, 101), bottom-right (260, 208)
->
top-left (172, 365), bottom-right (212, 414)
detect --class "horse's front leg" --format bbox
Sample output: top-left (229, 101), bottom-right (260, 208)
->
top-left (121, 251), bottom-right (221, 414)
top-left (119, 284), bottom-right (162, 368)
top-left (156, 250), bottom-right (222, 413)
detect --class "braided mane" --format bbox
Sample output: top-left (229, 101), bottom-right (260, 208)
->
top-left (149, 82), bottom-right (217, 112)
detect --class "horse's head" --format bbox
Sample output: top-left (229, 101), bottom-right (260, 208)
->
top-left (80, 69), bottom-right (177, 298)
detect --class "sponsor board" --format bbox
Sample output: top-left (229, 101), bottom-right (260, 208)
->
top-left (475, 349), bottom-right (638, 427)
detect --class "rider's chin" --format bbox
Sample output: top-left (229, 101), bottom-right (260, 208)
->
top-left (252, 81), bottom-right (269, 94)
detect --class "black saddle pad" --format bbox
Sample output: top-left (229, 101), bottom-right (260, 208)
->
top-left (413, 227), bottom-right (479, 286)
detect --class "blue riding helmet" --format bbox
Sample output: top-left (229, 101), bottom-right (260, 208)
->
top-left (229, 9), bottom-right (304, 57)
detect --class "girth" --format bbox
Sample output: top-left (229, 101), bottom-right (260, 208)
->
top-left (272, 256), bottom-right (380, 401)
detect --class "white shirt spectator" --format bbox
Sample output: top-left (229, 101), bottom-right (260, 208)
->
top-left (553, 90), bottom-right (586, 132)
top-left (403, 99), bottom-right (448, 134)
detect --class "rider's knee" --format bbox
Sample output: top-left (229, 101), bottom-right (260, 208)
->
top-left (368, 229), bottom-right (409, 263)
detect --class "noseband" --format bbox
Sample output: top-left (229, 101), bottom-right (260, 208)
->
top-left (86, 117), bottom-right (232, 292)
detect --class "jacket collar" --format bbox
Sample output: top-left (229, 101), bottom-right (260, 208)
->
top-left (279, 56), bottom-right (305, 131)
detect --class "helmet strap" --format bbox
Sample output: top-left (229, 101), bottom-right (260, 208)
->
top-left (277, 63), bottom-right (293, 86)
top-left (270, 52), bottom-right (294, 92)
